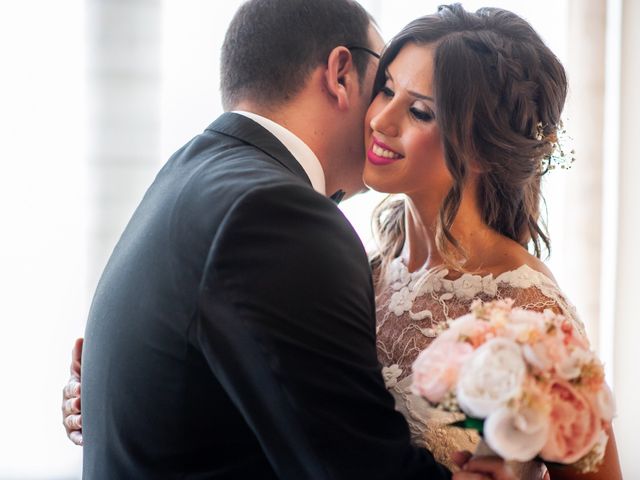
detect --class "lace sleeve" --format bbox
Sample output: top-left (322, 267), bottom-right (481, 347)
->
top-left (494, 273), bottom-right (588, 341)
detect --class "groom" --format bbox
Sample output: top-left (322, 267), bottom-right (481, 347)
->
top-left (67, 1), bottom-right (452, 478)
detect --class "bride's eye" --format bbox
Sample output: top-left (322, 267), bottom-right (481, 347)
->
top-left (410, 108), bottom-right (434, 122)
top-left (410, 101), bottom-right (435, 122)
top-left (380, 80), bottom-right (394, 98)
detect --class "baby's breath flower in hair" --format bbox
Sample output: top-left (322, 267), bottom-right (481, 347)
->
top-left (537, 121), bottom-right (576, 173)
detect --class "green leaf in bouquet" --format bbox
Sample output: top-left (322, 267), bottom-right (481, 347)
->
top-left (448, 417), bottom-right (484, 434)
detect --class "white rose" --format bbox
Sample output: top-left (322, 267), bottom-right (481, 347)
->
top-left (595, 383), bottom-right (616, 422)
top-left (522, 343), bottom-right (552, 371)
top-left (484, 405), bottom-right (549, 462)
top-left (456, 338), bottom-right (526, 418)
top-left (556, 348), bottom-right (594, 380)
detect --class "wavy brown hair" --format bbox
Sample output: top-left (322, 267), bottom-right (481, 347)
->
top-left (371, 4), bottom-right (567, 280)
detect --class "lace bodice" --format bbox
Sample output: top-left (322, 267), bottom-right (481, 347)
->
top-left (375, 257), bottom-right (586, 474)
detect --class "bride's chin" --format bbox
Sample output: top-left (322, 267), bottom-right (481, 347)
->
top-left (363, 171), bottom-right (395, 195)
top-left (362, 183), bottom-right (383, 195)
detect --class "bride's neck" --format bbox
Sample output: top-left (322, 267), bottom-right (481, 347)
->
top-left (403, 199), bottom-right (439, 273)
top-left (403, 191), bottom-right (499, 274)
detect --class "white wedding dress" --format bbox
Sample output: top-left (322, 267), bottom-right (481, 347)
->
top-left (374, 256), bottom-right (587, 475)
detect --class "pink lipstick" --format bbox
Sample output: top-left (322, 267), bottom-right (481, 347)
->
top-left (367, 138), bottom-right (404, 166)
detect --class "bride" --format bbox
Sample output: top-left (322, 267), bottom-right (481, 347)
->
top-left (64, 4), bottom-right (622, 478)
top-left (364, 4), bottom-right (621, 478)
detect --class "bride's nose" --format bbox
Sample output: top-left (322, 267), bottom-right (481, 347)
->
top-left (370, 105), bottom-right (399, 138)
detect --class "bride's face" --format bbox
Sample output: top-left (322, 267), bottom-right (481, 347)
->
top-left (363, 43), bottom-right (450, 199)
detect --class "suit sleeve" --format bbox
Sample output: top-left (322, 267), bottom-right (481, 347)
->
top-left (196, 183), bottom-right (451, 480)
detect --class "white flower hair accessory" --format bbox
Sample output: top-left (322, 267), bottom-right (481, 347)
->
top-left (536, 120), bottom-right (575, 173)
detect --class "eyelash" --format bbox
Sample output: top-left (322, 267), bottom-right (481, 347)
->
top-left (379, 85), bottom-right (435, 122)
top-left (380, 86), bottom-right (394, 98)
top-left (410, 108), bottom-right (434, 122)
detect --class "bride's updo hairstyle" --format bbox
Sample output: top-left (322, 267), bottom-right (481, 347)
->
top-left (371, 3), bottom-right (567, 277)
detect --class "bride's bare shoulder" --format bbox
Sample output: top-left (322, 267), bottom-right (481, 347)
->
top-left (516, 252), bottom-right (556, 283)
top-left (489, 239), bottom-right (557, 283)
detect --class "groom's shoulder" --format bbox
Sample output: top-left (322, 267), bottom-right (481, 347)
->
top-left (220, 181), bottom-right (348, 241)
top-left (161, 132), bottom-right (300, 205)
top-left (170, 126), bottom-right (304, 190)
top-left (206, 181), bottom-right (371, 287)
top-left (222, 182), bottom-right (369, 265)
top-left (161, 130), bottom-right (352, 239)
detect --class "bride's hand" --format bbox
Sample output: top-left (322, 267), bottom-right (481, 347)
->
top-left (62, 338), bottom-right (83, 445)
top-left (451, 451), bottom-right (518, 480)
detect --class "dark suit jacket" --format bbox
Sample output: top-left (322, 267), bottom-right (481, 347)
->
top-left (82, 112), bottom-right (451, 479)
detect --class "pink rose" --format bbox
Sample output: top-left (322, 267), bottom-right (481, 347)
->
top-left (502, 308), bottom-right (547, 342)
top-left (509, 308), bottom-right (547, 328)
top-left (522, 331), bottom-right (570, 374)
top-left (444, 314), bottom-right (492, 348)
top-left (411, 339), bottom-right (474, 404)
top-left (540, 381), bottom-right (601, 464)
top-left (559, 319), bottom-right (591, 350)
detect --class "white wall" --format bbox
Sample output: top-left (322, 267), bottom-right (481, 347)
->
top-left (613, 0), bottom-right (640, 474)
top-left (0, 1), bottom-right (86, 478)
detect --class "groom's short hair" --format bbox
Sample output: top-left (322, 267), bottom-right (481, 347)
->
top-left (220, 0), bottom-right (373, 110)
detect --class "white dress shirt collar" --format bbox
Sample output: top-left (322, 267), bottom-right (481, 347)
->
top-left (233, 110), bottom-right (326, 195)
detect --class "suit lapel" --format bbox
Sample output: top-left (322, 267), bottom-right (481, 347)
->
top-left (205, 112), bottom-right (313, 188)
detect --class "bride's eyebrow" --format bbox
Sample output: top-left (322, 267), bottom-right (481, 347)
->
top-left (385, 69), bottom-right (434, 103)
top-left (410, 91), bottom-right (435, 103)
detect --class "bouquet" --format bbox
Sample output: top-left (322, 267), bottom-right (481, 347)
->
top-left (411, 299), bottom-right (614, 473)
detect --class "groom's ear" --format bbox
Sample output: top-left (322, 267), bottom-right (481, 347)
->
top-left (324, 46), bottom-right (356, 111)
